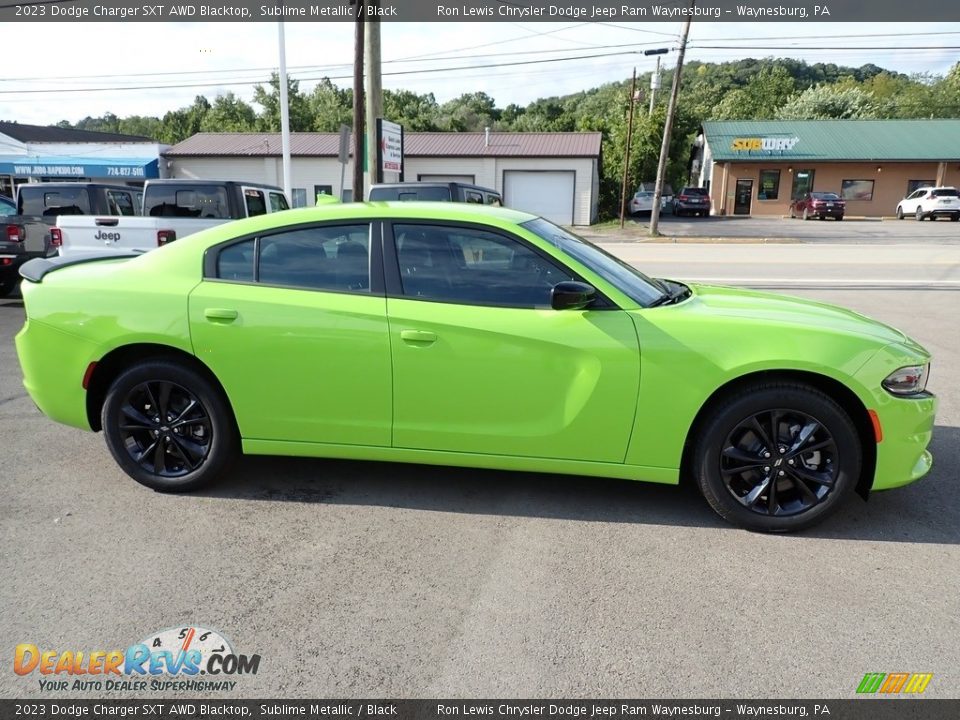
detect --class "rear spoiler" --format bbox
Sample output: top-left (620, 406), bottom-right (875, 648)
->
top-left (20, 251), bottom-right (143, 283)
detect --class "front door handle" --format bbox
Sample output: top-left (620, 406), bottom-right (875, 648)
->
top-left (204, 308), bottom-right (238, 322)
top-left (400, 329), bottom-right (437, 344)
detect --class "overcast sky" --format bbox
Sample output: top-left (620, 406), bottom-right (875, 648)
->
top-left (1, 21), bottom-right (958, 126)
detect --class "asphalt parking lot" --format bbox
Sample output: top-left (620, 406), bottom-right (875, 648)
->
top-left (1, 248), bottom-right (958, 699)
top-left (619, 213), bottom-right (960, 243)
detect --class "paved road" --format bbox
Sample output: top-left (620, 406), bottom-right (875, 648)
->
top-left (1, 250), bottom-right (958, 699)
top-left (618, 214), bottom-right (960, 244)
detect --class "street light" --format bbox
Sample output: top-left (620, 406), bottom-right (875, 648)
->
top-left (644, 48), bottom-right (670, 115)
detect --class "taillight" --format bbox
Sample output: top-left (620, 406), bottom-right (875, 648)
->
top-left (157, 230), bottom-right (176, 246)
top-left (49, 228), bottom-right (62, 247)
top-left (5, 224), bottom-right (21, 242)
top-left (679, 195), bottom-right (689, 201)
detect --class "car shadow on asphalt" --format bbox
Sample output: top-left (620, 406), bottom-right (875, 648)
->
top-left (195, 425), bottom-right (960, 544)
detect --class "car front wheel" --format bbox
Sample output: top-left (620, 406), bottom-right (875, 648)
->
top-left (693, 382), bottom-right (861, 532)
top-left (102, 360), bottom-right (238, 492)
top-left (896, 206), bottom-right (904, 220)
top-left (916, 207), bottom-right (925, 221)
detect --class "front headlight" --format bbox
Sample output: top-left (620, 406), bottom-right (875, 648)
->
top-left (882, 364), bottom-right (930, 396)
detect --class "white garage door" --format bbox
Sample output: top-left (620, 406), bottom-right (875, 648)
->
top-left (503, 170), bottom-right (575, 225)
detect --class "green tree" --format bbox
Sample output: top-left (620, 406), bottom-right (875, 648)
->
top-left (776, 84), bottom-right (884, 119)
top-left (382, 89), bottom-right (440, 131)
top-left (712, 66), bottom-right (796, 120)
top-left (437, 92), bottom-right (500, 131)
top-left (253, 72), bottom-right (312, 131)
top-left (201, 93), bottom-right (256, 132)
top-left (307, 78), bottom-right (353, 132)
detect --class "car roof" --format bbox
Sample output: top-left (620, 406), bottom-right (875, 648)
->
top-left (308, 200), bottom-right (534, 222)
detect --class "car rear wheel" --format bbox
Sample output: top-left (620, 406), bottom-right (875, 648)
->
top-left (802, 208), bottom-right (810, 220)
top-left (916, 207), bottom-right (925, 221)
top-left (693, 382), bottom-right (861, 532)
top-left (102, 360), bottom-right (238, 492)
top-left (836, 215), bottom-right (844, 221)
top-left (0, 277), bottom-right (17, 298)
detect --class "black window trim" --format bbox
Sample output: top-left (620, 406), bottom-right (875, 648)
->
top-left (202, 219), bottom-right (385, 297)
top-left (382, 219), bottom-right (616, 310)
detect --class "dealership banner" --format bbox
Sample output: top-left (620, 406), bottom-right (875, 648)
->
top-left (2, 700), bottom-right (959, 719)
top-left (2, 0), bottom-right (958, 23)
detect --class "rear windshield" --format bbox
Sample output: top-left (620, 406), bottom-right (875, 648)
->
top-left (811, 192), bottom-right (840, 200)
top-left (145, 185), bottom-right (231, 218)
top-left (932, 189), bottom-right (959, 197)
top-left (17, 185), bottom-right (91, 216)
top-left (682, 187), bottom-right (708, 195)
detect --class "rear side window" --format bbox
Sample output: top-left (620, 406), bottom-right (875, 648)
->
top-left (106, 190), bottom-right (137, 216)
top-left (0, 197), bottom-right (15, 216)
top-left (464, 191), bottom-right (483, 204)
top-left (213, 224), bottom-right (371, 293)
top-left (485, 193), bottom-right (502, 206)
top-left (18, 186), bottom-right (91, 216)
top-left (269, 192), bottom-right (289, 212)
top-left (145, 185), bottom-right (230, 218)
top-left (245, 189), bottom-right (267, 217)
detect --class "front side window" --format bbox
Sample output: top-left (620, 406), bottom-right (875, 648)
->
top-left (521, 217), bottom-right (665, 307)
top-left (213, 225), bottom-right (371, 293)
top-left (106, 190), bottom-right (137, 216)
top-left (269, 192), bottom-right (289, 212)
top-left (393, 223), bottom-right (575, 307)
top-left (464, 191), bottom-right (483, 204)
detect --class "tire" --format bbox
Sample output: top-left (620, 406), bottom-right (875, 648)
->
top-left (102, 360), bottom-right (238, 492)
top-left (916, 207), bottom-right (925, 221)
top-left (836, 215), bottom-right (844, 221)
top-left (789, 207), bottom-right (795, 219)
top-left (802, 208), bottom-right (810, 221)
top-left (951, 214), bottom-right (960, 222)
top-left (896, 206), bottom-right (904, 220)
top-left (819, 215), bottom-right (826, 221)
top-left (692, 382), bottom-right (861, 533)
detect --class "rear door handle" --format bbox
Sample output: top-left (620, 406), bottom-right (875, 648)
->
top-left (204, 308), bottom-right (238, 322)
top-left (400, 329), bottom-right (437, 344)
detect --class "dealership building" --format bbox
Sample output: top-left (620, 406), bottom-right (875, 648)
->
top-left (164, 131), bottom-right (602, 225)
top-left (0, 121), bottom-right (167, 198)
top-left (695, 119), bottom-right (960, 217)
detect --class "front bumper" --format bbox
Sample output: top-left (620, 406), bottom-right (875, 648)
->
top-left (872, 392), bottom-right (937, 490)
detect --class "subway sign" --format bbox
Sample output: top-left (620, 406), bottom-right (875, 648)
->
top-left (731, 136), bottom-right (800, 151)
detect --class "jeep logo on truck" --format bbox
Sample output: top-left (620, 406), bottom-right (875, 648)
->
top-left (95, 230), bottom-right (120, 242)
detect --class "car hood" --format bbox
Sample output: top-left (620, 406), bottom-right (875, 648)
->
top-left (683, 282), bottom-right (919, 348)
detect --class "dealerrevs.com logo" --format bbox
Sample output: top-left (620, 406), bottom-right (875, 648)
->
top-left (14, 626), bottom-right (260, 692)
top-left (856, 672), bottom-right (933, 694)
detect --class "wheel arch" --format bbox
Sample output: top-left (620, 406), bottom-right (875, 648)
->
top-left (85, 343), bottom-right (237, 435)
top-left (679, 369), bottom-right (877, 500)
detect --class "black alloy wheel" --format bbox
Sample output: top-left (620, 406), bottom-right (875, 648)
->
top-left (693, 382), bottom-right (860, 532)
top-left (102, 360), bottom-right (238, 491)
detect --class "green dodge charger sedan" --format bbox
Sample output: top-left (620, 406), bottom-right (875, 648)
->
top-left (15, 202), bottom-right (936, 532)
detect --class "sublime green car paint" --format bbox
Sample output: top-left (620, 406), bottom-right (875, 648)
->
top-left (16, 202), bottom-right (935, 499)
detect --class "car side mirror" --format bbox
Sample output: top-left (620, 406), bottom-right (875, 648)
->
top-left (551, 281), bottom-right (596, 311)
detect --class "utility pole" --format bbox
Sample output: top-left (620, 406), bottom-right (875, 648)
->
top-left (351, 1), bottom-right (365, 202)
top-left (277, 21), bottom-right (292, 204)
top-left (649, 5), bottom-right (693, 237)
top-left (364, 11), bottom-right (382, 193)
top-left (618, 67), bottom-right (638, 229)
top-left (649, 55), bottom-right (661, 116)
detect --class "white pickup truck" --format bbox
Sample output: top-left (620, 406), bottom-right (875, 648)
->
top-left (55, 180), bottom-right (290, 256)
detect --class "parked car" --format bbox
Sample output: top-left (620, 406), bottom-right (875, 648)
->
top-left (56, 180), bottom-right (290, 256)
top-left (0, 183), bottom-right (143, 296)
top-left (628, 190), bottom-right (656, 216)
top-left (369, 182), bottom-right (502, 206)
top-left (16, 202), bottom-right (936, 533)
top-left (790, 192), bottom-right (845, 221)
top-left (672, 187), bottom-right (710, 217)
top-left (896, 186), bottom-right (960, 221)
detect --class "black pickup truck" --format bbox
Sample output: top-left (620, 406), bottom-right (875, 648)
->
top-left (0, 183), bottom-right (142, 297)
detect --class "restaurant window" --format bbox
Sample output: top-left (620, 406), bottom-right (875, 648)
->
top-left (758, 170), bottom-right (780, 200)
top-left (841, 180), bottom-right (875, 202)
top-left (907, 180), bottom-right (934, 195)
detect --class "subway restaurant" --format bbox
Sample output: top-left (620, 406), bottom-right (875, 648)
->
top-left (696, 120), bottom-right (960, 217)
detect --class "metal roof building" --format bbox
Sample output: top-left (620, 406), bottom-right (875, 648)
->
top-left (696, 119), bottom-right (960, 217)
top-left (165, 131), bottom-right (603, 225)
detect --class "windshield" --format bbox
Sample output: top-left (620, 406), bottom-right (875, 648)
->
top-left (521, 217), bottom-right (666, 307)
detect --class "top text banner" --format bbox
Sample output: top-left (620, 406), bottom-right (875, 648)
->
top-left (1, 1), bottom-right (953, 23)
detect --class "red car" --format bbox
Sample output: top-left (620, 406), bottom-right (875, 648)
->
top-left (790, 192), bottom-right (845, 220)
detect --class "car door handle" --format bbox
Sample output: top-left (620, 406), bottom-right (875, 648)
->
top-left (400, 329), bottom-right (437, 344)
top-left (204, 308), bottom-right (238, 322)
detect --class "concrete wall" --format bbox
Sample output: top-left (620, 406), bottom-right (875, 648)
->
top-left (709, 161), bottom-right (954, 217)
